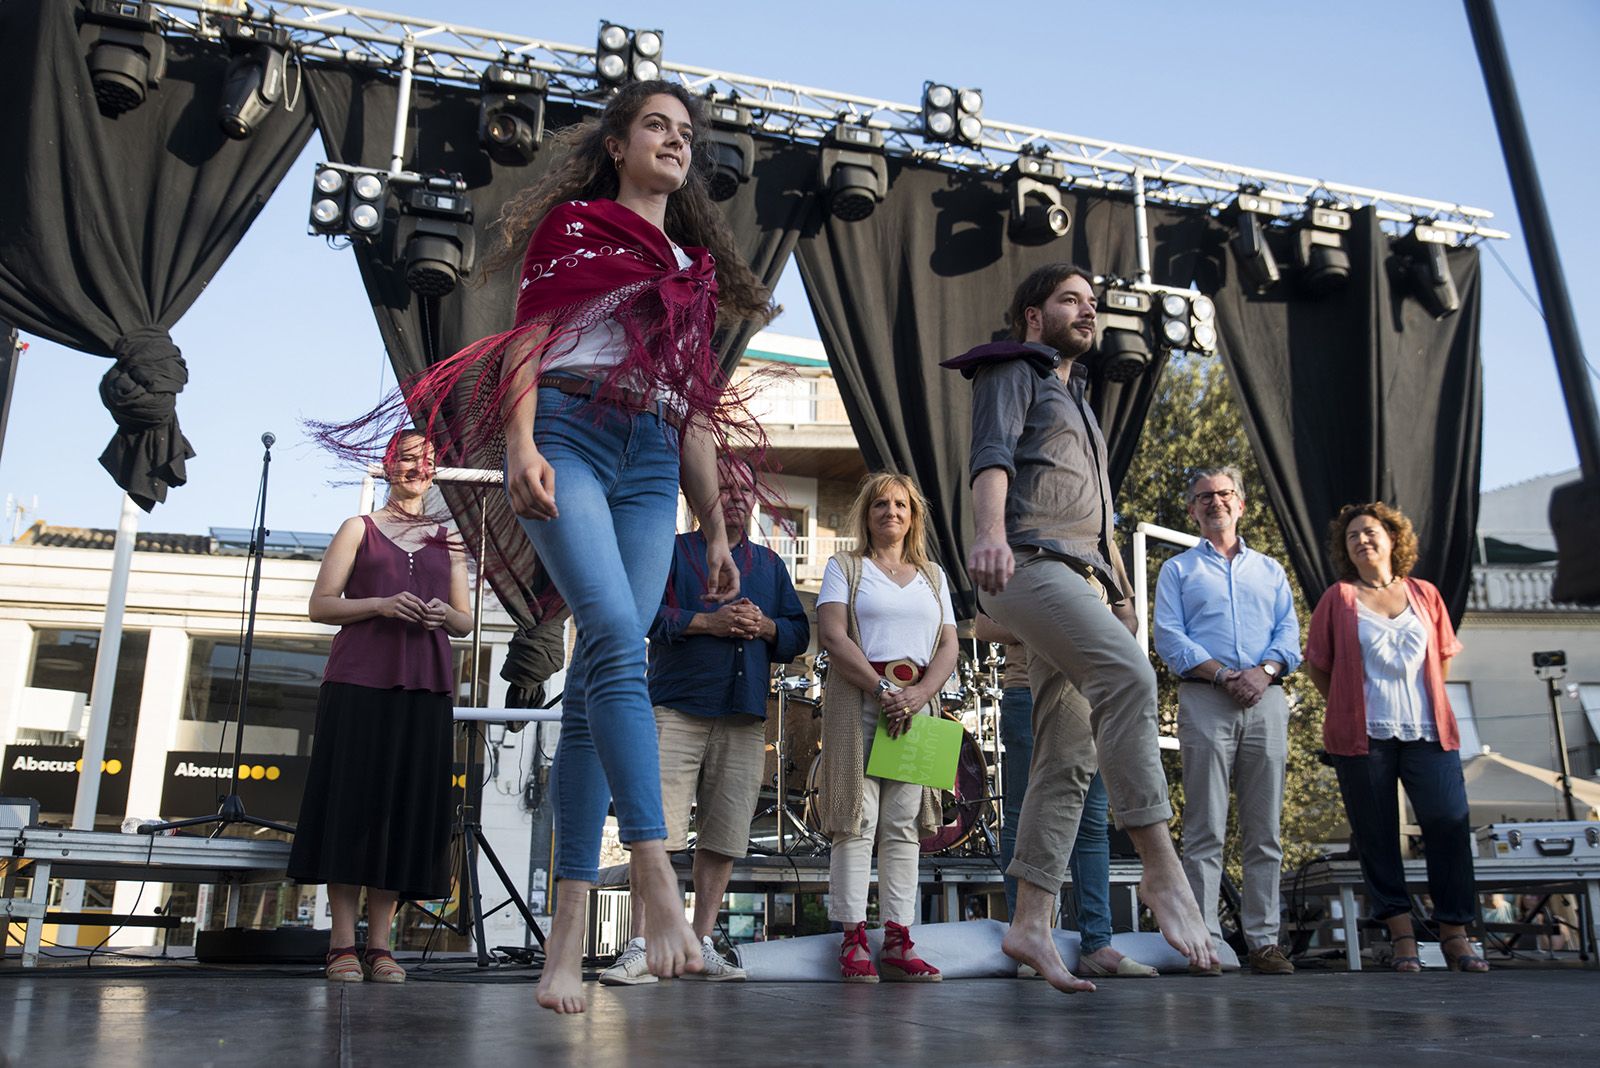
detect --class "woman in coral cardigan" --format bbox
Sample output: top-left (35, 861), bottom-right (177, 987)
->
top-left (1305, 502), bottom-right (1487, 973)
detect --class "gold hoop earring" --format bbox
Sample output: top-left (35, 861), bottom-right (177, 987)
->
top-left (612, 155), bottom-right (622, 170)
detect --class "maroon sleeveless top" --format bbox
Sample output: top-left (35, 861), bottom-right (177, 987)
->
top-left (322, 515), bottom-right (455, 694)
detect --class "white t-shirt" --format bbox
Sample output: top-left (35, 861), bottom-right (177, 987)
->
top-left (542, 244), bottom-right (693, 378)
top-left (1356, 601), bottom-right (1437, 742)
top-left (817, 556), bottom-right (956, 665)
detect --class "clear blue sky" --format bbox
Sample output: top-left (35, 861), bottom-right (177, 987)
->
top-left (3, 0), bottom-right (1596, 538)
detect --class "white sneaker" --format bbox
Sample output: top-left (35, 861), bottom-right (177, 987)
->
top-left (598, 936), bottom-right (658, 986)
top-left (681, 935), bottom-right (747, 982)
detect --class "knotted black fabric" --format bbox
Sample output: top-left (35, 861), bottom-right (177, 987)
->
top-left (0, 2), bottom-right (313, 508)
top-left (97, 326), bottom-right (195, 510)
top-left (1208, 209), bottom-right (1483, 622)
top-left (794, 166), bottom-right (1205, 616)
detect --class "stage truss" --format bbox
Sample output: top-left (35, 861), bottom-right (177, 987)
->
top-left (155, 0), bottom-right (1507, 241)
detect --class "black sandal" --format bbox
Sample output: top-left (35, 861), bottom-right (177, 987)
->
top-left (1389, 934), bottom-right (1422, 973)
top-left (1442, 934), bottom-right (1489, 973)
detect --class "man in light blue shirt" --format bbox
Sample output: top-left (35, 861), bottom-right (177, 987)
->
top-left (1154, 466), bottom-right (1301, 975)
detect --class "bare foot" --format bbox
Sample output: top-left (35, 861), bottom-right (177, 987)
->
top-left (1083, 946), bottom-right (1125, 970)
top-left (1138, 854), bottom-right (1219, 971)
top-left (1002, 920), bottom-right (1095, 995)
top-left (536, 886), bottom-right (589, 1014)
top-left (632, 845), bottom-right (704, 979)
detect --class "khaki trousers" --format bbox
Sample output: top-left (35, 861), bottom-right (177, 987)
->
top-left (987, 551), bottom-right (1172, 894)
top-left (827, 695), bottom-right (924, 925)
top-left (1177, 683), bottom-right (1289, 949)
top-left (653, 706), bottom-right (767, 858)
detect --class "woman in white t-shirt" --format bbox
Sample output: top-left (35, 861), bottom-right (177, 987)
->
top-left (816, 472), bottom-right (958, 983)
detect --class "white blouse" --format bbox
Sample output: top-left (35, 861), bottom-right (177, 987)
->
top-left (543, 244), bottom-right (693, 378)
top-left (817, 557), bottom-right (956, 665)
top-left (1355, 600), bottom-right (1437, 742)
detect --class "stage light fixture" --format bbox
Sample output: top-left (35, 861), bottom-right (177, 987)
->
top-left (478, 63), bottom-right (547, 167)
top-left (217, 17), bottom-right (290, 141)
top-left (1005, 156), bottom-right (1071, 244)
top-left (921, 82), bottom-right (983, 146)
top-left (1154, 291), bottom-right (1218, 354)
top-left (307, 163), bottom-right (388, 240)
top-left (1226, 190), bottom-right (1281, 293)
top-left (705, 100), bottom-right (755, 202)
top-left (818, 123), bottom-right (888, 222)
top-left (595, 22), bottom-right (664, 90)
top-left (401, 175), bottom-right (476, 298)
top-left (1293, 205), bottom-right (1352, 297)
top-left (1394, 223), bottom-right (1461, 319)
top-left (81, 0), bottom-right (167, 118)
top-left (1096, 288), bottom-right (1154, 382)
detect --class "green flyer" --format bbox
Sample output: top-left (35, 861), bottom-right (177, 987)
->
top-left (864, 713), bottom-right (963, 791)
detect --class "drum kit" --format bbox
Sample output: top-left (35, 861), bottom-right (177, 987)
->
top-left (756, 643), bottom-right (1012, 859)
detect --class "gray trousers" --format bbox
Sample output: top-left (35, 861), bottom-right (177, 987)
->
top-left (1177, 682), bottom-right (1289, 949)
top-left (987, 551), bottom-right (1172, 894)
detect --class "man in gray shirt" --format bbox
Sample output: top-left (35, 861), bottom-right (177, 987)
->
top-left (950, 263), bottom-right (1218, 991)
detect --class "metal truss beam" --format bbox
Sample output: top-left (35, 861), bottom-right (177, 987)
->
top-left (152, 0), bottom-right (1507, 239)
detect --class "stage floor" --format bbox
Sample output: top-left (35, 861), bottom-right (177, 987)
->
top-left (2, 957), bottom-right (1593, 1066)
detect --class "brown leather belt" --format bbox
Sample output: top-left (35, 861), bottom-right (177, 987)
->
top-left (538, 374), bottom-right (684, 431)
top-left (870, 659), bottom-right (922, 686)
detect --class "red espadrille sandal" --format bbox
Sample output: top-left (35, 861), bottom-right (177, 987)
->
top-left (880, 921), bottom-right (941, 982)
top-left (325, 945), bottom-right (363, 983)
top-left (362, 947), bottom-right (406, 984)
top-left (839, 922), bottom-right (879, 983)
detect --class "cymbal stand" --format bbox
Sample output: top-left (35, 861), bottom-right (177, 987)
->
top-left (752, 664), bottom-right (828, 856)
top-left (979, 642), bottom-right (1007, 835)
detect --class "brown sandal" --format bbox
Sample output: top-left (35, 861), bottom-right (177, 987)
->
top-left (363, 947), bottom-right (407, 984)
top-left (325, 945), bottom-right (363, 983)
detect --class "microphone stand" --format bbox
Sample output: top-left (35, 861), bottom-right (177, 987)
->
top-left (143, 433), bottom-right (295, 838)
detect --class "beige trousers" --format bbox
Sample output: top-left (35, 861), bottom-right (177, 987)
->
top-left (654, 706), bottom-right (766, 858)
top-left (1177, 683), bottom-right (1289, 949)
top-left (827, 695), bottom-right (924, 925)
top-left (987, 550), bottom-right (1172, 894)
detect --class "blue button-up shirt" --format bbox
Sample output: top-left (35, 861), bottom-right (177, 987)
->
top-left (648, 531), bottom-right (810, 718)
top-left (1153, 537), bottom-right (1302, 678)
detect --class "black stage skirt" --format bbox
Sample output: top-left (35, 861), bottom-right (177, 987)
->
top-left (286, 681), bottom-right (455, 900)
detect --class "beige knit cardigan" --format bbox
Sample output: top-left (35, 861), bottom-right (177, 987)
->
top-left (816, 551), bottom-right (945, 840)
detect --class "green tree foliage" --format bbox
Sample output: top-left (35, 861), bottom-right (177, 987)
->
top-left (1117, 353), bottom-right (1346, 886)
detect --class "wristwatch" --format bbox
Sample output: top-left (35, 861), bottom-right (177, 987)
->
top-left (877, 678), bottom-right (894, 695)
top-left (1261, 662), bottom-right (1280, 679)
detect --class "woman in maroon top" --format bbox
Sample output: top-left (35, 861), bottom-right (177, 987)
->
top-left (289, 430), bottom-right (472, 983)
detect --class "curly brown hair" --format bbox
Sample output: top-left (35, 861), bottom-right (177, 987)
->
top-left (1327, 501), bottom-right (1419, 582)
top-left (481, 80), bottom-right (775, 329)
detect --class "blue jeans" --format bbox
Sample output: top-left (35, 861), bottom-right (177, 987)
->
top-left (999, 686), bottom-right (1113, 952)
top-left (1333, 737), bottom-right (1476, 925)
top-left (512, 387), bottom-right (681, 882)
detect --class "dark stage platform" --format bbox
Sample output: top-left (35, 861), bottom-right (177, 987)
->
top-left (2, 959), bottom-right (1593, 1066)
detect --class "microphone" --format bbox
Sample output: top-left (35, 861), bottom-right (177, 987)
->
top-left (261, 432), bottom-right (277, 449)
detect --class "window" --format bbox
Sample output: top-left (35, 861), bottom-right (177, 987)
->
top-left (1445, 682), bottom-right (1483, 756)
top-left (182, 635), bottom-right (330, 756)
top-left (26, 628), bottom-right (149, 750)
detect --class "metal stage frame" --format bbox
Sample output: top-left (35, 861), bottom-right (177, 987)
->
top-left (151, 1), bottom-right (1507, 241)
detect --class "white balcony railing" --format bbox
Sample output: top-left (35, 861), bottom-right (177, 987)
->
top-left (743, 376), bottom-right (852, 426)
top-left (754, 535), bottom-right (858, 583)
top-left (1467, 565), bottom-right (1587, 613)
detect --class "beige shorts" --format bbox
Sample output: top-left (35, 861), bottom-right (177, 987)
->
top-left (654, 705), bottom-right (767, 858)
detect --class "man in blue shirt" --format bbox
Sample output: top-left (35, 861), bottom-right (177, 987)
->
top-left (1154, 466), bottom-right (1302, 975)
top-left (601, 457), bottom-right (809, 985)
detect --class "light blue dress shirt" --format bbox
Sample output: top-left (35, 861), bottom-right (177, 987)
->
top-left (1153, 537), bottom-right (1302, 677)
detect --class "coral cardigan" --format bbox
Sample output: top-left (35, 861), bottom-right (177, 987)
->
top-left (1305, 577), bottom-right (1463, 757)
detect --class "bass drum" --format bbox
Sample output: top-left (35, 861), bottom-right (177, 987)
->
top-left (799, 715), bottom-right (992, 856)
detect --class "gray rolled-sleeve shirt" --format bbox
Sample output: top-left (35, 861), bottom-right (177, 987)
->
top-left (968, 348), bottom-right (1124, 597)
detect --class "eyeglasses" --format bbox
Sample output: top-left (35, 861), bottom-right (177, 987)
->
top-left (1190, 489), bottom-right (1238, 505)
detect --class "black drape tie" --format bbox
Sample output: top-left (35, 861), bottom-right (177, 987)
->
top-left (97, 325), bottom-right (197, 511)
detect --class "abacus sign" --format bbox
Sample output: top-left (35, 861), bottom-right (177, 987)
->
top-left (159, 752), bottom-right (311, 823)
top-left (0, 745), bottom-right (134, 816)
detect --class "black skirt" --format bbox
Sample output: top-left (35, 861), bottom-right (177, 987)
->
top-left (287, 681), bottom-right (455, 900)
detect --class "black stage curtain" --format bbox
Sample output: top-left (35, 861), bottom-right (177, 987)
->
top-left (304, 67), bottom-right (815, 631)
top-left (0, 1), bottom-right (313, 509)
top-left (1208, 209), bottom-right (1483, 622)
top-left (794, 164), bottom-right (1205, 616)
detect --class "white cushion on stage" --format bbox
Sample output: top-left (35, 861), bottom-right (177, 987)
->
top-left (731, 919), bottom-right (1239, 981)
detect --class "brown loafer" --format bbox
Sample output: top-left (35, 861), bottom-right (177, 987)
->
top-left (1247, 945), bottom-right (1295, 975)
